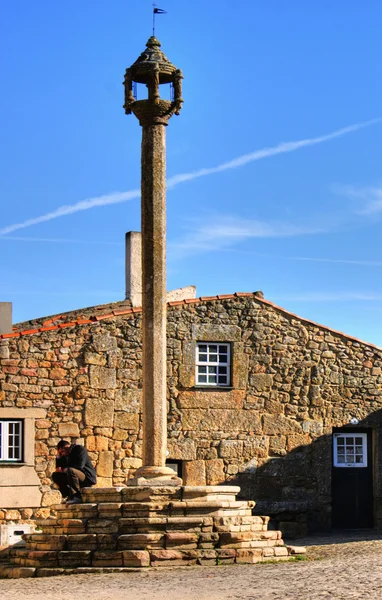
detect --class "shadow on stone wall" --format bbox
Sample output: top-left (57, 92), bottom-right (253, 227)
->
top-left (226, 410), bottom-right (382, 538)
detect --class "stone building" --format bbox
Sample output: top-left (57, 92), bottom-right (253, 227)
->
top-left (1, 251), bottom-right (382, 542)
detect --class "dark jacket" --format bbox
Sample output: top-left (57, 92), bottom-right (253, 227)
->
top-left (55, 455), bottom-right (68, 470)
top-left (67, 444), bottom-right (97, 484)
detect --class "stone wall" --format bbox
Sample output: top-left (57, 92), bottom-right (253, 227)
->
top-left (1, 293), bottom-right (382, 533)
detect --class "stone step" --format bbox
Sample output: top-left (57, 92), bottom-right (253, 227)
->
top-left (19, 526), bottom-right (287, 556)
top-left (0, 545), bottom-right (301, 577)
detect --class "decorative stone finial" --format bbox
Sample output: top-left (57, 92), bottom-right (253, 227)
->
top-left (123, 37), bottom-right (183, 125)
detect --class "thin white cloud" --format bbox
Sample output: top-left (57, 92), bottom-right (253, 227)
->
top-left (0, 236), bottom-right (123, 245)
top-left (0, 118), bottom-right (379, 236)
top-left (274, 292), bottom-right (382, 302)
top-left (167, 119), bottom-right (381, 188)
top-left (168, 216), bottom-right (325, 259)
top-left (332, 184), bottom-right (382, 215)
top-left (0, 190), bottom-right (140, 236)
top-left (230, 250), bottom-right (382, 267)
top-left (2, 289), bottom-right (121, 297)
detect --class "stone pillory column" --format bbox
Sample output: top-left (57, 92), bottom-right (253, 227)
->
top-left (124, 37), bottom-right (183, 485)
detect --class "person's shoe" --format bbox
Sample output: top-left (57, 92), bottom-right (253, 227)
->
top-left (66, 496), bottom-right (82, 505)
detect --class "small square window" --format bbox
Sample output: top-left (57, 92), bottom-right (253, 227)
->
top-left (333, 433), bottom-right (367, 468)
top-left (0, 420), bottom-right (23, 462)
top-left (195, 342), bottom-right (231, 387)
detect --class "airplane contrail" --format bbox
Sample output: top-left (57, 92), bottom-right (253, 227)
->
top-left (0, 118), bottom-right (379, 236)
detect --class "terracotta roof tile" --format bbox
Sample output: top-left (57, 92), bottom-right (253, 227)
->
top-left (20, 328), bottom-right (40, 336)
top-left (2, 292), bottom-right (380, 351)
top-left (94, 313), bottom-right (114, 322)
top-left (43, 316), bottom-right (64, 325)
top-left (113, 309), bottom-right (134, 316)
top-left (1, 332), bottom-right (20, 339)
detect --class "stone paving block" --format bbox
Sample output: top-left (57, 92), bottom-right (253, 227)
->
top-left (122, 502), bottom-right (170, 516)
top-left (236, 549), bottom-right (263, 563)
top-left (58, 551), bottom-right (92, 568)
top-left (150, 549), bottom-right (198, 567)
top-left (120, 517), bottom-right (167, 532)
top-left (117, 533), bottom-right (165, 550)
top-left (121, 486), bottom-right (181, 503)
top-left (165, 532), bottom-right (199, 548)
top-left (97, 503), bottom-right (123, 518)
top-left (92, 551), bottom-right (123, 567)
top-left (36, 568), bottom-right (65, 577)
top-left (67, 534), bottom-right (97, 551)
top-left (122, 550), bottom-right (150, 567)
top-left (196, 549), bottom-right (218, 565)
top-left (86, 519), bottom-right (119, 534)
top-left (274, 546), bottom-right (288, 556)
top-left (96, 534), bottom-right (118, 550)
top-left (166, 517), bottom-right (204, 531)
top-left (216, 549), bottom-right (236, 564)
top-left (0, 566), bottom-right (36, 578)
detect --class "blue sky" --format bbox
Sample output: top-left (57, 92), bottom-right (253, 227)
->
top-left (1, 1), bottom-right (382, 345)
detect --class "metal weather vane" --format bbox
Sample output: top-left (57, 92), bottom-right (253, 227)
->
top-left (152, 4), bottom-right (167, 36)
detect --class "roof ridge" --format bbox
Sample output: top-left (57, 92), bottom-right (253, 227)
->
top-left (1, 293), bottom-right (380, 351)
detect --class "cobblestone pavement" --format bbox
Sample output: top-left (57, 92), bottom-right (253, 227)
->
top-left (2, 531), bottom-right (382, 600)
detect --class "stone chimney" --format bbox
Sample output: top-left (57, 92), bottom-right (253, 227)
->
top-left (125, 231), bottom-right (142, 307)
top-left (125, 231), bottom-right (196, 307)
top-left (0, 302), bottom-right (12, 334)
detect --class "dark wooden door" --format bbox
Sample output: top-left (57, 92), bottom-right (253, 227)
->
top-left (332, 429), bottom-right (373, 528)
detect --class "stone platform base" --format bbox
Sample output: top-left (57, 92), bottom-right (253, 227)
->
top-left (0, 485), bottom-right (305, 578)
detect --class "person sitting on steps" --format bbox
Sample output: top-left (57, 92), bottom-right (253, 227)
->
top-left (52, 439), bottom-right (97, 504)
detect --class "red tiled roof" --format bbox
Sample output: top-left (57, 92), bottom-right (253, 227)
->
top-left (1, 293), bottom-right (380, 351)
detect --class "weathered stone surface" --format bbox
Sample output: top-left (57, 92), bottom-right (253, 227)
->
top-left (302, 420), bottom-right (323, 435)
top-left (1, 290), bottom-right (382, 533)
top-left (114, 412), bottom-right (139, 431)
top-left (85, 397), bottom-right (115, 427)
top-left (96, 452), bottom-right (114, 478)
top-left (181, 410), bottom-right (261, 432)
top-left (263, 414), bottom-right (302, 435)
top-left (177, 390), bottom-right (244, 409)
top-left (89, 366), bottom-right (116, 390)
top-left (122, 550), bottom-right (150, 567)
top-left (50, 368), bottom-right (66, 380)
top-left (85, 436), bottom-right (109, 452)
top-left (92, 334), bottom-right (117, 353)
top-left (167, 438), bottom-right (196, 460)
top-left (41, 491), bottom-right (62, 507)
top-left (219, 440), bottom-right (243, 459)
top-left (236, 548), bottom-right (263, 563)
top-left (150, 549), bottom-right (197, 566)
top-left (183, 460), bottom-right (206, 486)
top-left (250, 373), bottom-right (273, 392)
top-left (205, 459), bottom-right (225, 486)
top-left (58, 423), bottom-right (80, 438)
top-left (115, 389), bottom-right (142, 412)
top-left (84, 352), bottom-right (106, 366)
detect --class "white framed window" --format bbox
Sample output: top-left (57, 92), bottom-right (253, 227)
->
top-left (333, 433), bottom-right (367, 468)
top-left (0, 420), bottom-right (23, 462)
top-left (196, 342), bottom-right (231, 387)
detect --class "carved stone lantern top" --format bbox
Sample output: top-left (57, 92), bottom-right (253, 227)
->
top-left (130, 36), bottom-right (177, 84)
top-left (124, 37), bottom-right (183, 125)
